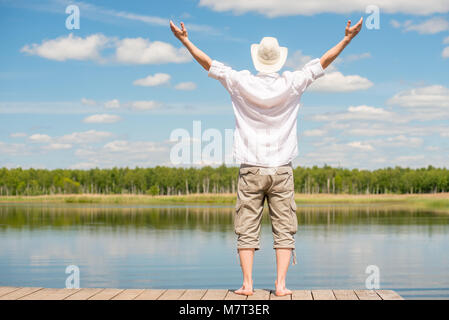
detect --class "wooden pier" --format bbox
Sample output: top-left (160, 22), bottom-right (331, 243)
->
top-left (0, 287), bottom-right (403, 300)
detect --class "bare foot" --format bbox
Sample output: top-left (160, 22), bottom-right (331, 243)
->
top-left (234, 285), bottom-right (254, 296)
top-left (275, 280), bottom-right (292, 296)
top-left (275, 287), bottom-right (292, 296)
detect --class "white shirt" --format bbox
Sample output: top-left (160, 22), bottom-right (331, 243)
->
top-left (208, 58), bottom-right (325, 167)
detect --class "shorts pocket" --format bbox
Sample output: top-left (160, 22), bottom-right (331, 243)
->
top-left (238, 168), bottom-right (259, 191)
top-left (289, 197), bottom-right (298, 234)
top-left (234, 198), bottom-right (243, 235)
top-left (275, 167), bottom-right (294, 191)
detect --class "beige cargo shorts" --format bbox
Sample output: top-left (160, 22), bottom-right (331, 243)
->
top-left (234, 162), bottom-right (298, 265)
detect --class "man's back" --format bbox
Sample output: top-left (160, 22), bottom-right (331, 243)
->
top-left (208, 58), bottom-right (325, 166)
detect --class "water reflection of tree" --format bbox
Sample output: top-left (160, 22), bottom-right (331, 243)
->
top-left (0, 205), bottom-right (447, 232)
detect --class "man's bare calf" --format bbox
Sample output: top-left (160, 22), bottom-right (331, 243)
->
top-left (234, 248), bottom-right (255, 296)
top-left (274, 248), bottom-right (293, 296)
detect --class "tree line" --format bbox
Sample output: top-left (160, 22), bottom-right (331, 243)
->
top-left (0, 165), bottom-right (448, 196)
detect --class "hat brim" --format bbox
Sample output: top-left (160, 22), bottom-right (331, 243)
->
top-left (251, 44), bottom-right (288, 74)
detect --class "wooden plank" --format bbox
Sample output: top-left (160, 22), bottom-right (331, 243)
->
top-left (158, 289), bottom-right (186, 300)
top-left (201, 289), bottom-right (228, 300)
top-left (0, 287), bottom-right (20, 297)
top-left (49, 288), bottom-right (81, 300)
top-left (354, 290), bottom-right (381, 300)
top-left (247, 289), bottom-right (270, 300)
top-left (64, 288), bottom-right (104, 300)
top-left (270, 290), bottom-right (291, 300)
top-left (333, 290), bottom-right (359, 300)
top-left (224, 290), bottom-right (248, 300)
top-left (0, 286), bottom-right (403, 301)
top-left (312, 290), bottom-right (336, 300)
top-left (19, 288), bottom-right (57, 300)
top-left (134, 289), bottom-right (166, 300)
top-left (112, 289), bottom-right (146, 300)
top-left (88, 288), bottom-right (124, 300)
top-left (0, 287), bottom-right (43, 300)
top-left (375, 290), bottom-right (404, 300)
top-left (179, 289), bottom-right (207, 300)
top-left (19, 288), bottom-right (80, 300)
top-left (291, 290), bottom-right (313, 300)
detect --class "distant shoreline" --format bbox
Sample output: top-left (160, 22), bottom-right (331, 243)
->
top-left (1, 193), bottom-right (449, 211)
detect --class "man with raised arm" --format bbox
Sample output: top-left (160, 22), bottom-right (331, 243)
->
top-left (170, 18), bottom-right (363, 296)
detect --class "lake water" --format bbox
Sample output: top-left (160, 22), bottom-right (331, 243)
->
top-left (0, 202), bottom-right (448, 299)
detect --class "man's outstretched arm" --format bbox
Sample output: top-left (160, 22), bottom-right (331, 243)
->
top-left (170, 20), bottom-right (212, 71)
top-left (320, 17), bottom-right (363, 69)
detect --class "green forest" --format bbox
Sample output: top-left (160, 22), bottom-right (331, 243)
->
top-left (1, 165), bottom-right (448, 196)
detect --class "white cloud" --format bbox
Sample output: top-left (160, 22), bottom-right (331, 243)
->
top-left (115, 38), bottom-right (191, 64)
top-left (344, 124), bottom-right (449, 137)
top-left (387, 85), bottom-right (449, 108)
top-left (0, 141), bottom-right (29, 155)
top-left (104, 99), bottom-right (120, 109)
top-left (372, 135), bottom-right (423, 148)
top-left (83, 114), bottom-right (121, 124)
top-left (199, 0), bottom-right (449, 17)
top-left (310, 105), bottom-right (397, 122)
top-left (21, 34), bottom-right (191, 65)
top-left (115, 11), bottom-right (220, 35)
top-left (444, 36), bottom-right (449, 44)
top-left (175, 82), bottom-right (197, 90)
top-left (390, 19), bottom-right (402, 28)
top-left (347, 105), bottom-right (390, 116)
top-left (298, 140), bottom-right (378, 169)
top-left (297, 129), bottom-right (445, 169)
top-left (104, 140), bottom-right (164, 153)
top-left (443, 47), bottom-right (449, 58)
top-left (306, 102), bottom-right (449, 140)
top-left (286, 50), bottom-right (370, 70)
top-left (302, 129), bottom-right (327, 137)
top-left (392, 154), bottom-right (427, 166)
top-left (310, 71), bottom-right (373, 92)
top-left (73, 140), bottom-right (170, 168)
top-left (130, 101), bottom-right (161, 111)
top-left (347, 141), bottom-right (374, 151)
top-left (69, 162), bottom-right (98, 170)
top-left (397, 17), bottom-right (449, 34)
top-left (298, 137), bottom-right (449, 169)
top-left (5, 0), bottom-right (227, 40)
top-left (29, 134), bottom-right (52, 143)
top-left (10, 132), bottom-right (27, 138)
top-left (285, 50), bottom-right (372, 91)
top-left (0, 101), bottom-right (105, 114)
top-left (42, 143), bottom-right (72, 150)
top-left (58, 130), bottom-right (113, 144)
top-left (285, 50), bottom-right (312, 70)
top-left (81, 98), bottom-right (97, 106)
top-left (133, 73), bottom-right (171, 87)
top-left (21, 33), bottom-right (109, 61)
top-left (342, 52), bottom-right (371, 62)
top-left (112, 12), bottom-right (168, 26)
top-left (27, 130), bottom-right (114, 149)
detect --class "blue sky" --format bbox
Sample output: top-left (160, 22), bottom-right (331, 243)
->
top-left (0, 0), bottom-right (448, 169)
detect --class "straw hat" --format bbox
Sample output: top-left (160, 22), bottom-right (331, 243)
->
top-left (251, 37), bottom-right (288, 74)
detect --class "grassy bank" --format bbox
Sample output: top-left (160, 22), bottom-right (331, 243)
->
top-left (1, 193), bottom-right (449, 211)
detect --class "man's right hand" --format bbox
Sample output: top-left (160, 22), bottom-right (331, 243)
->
top-left (344, 17), bottom-right (363, 42)
top-left (170, 20), bottom-right (188, 43)
top-left (320, 17), bottom-right (363, 69)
